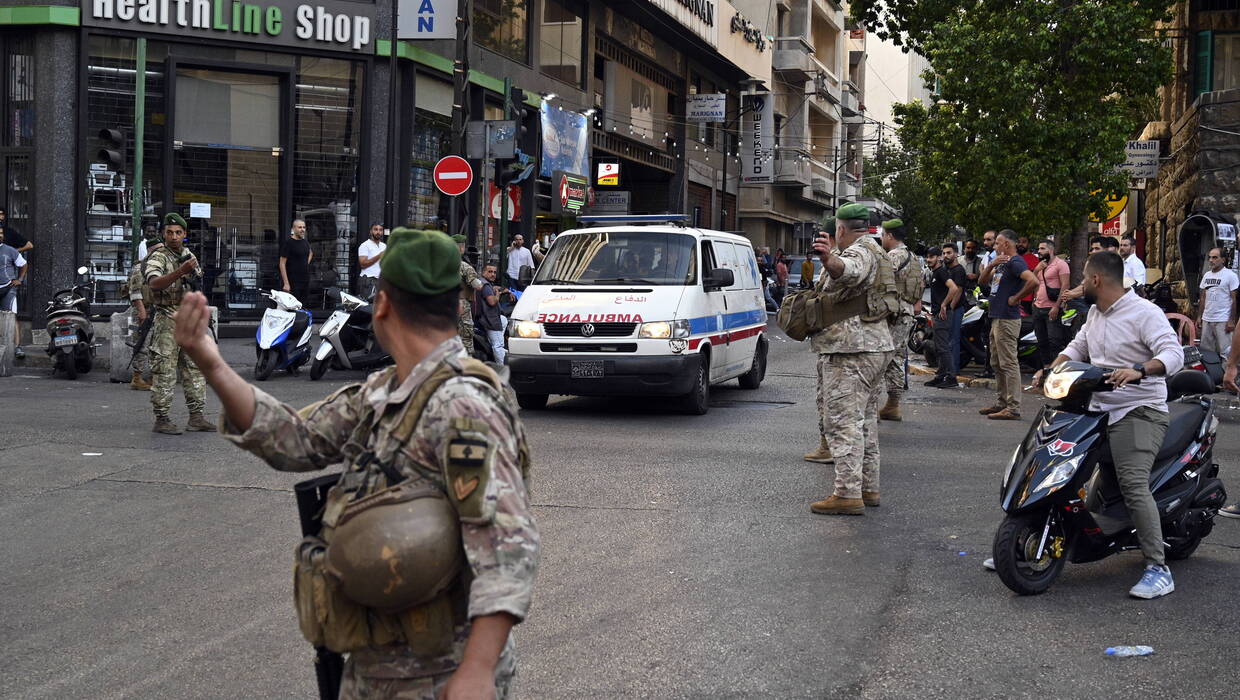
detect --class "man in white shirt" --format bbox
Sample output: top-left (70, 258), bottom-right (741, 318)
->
top-left (1196, 246), bottom-right (1237, 355)
top-left (1120, 234), bottom-right (1147, 287)
top-left (356, 223), bottom-right (386, 300)
top-left (506, 234), bottom-right (537, 290)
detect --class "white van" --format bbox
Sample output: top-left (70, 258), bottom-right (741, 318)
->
top-left (507, 216), bottom-right (768, 414)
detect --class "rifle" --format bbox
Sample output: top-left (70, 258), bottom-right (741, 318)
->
top-left (127, 313), bottom-right (154, 370)
top-left (294, 473), bottom-right (345, 700)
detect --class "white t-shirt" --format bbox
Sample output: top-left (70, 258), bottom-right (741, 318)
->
top-left (1123, 254), bottom-right (1147, 285)
top-left (358, 239), bottom-right (386, 278)
top-left (1199, 268), bottom-right (1239, 322)
top-left (507, 246), bottom-right (534, 280)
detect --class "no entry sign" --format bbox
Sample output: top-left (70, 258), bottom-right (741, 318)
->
top-left (433, 155), bottom-right (473, 196)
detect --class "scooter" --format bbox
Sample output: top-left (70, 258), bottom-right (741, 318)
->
top-left (254, 289), bottom-right (314, 381)
top-left (1182, 344), bottom-right (1224, 387)
top-left (44, 265), bottom-right (98, 380)
top-left (992, 362), bottom-right (1226, 595)
top-left (310, 289), bottom-right (389, 380)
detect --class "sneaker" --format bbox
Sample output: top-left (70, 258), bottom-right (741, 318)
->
top-left (937, 379), bottom-right (960, 389)
top-left (1129, 564), bottom-right (1175, 600)
top-left (924, 376), bottom-right (944, 387)
top-left (987, 409), bottom-right (1022, 421)
top-left (1219, 503), bottom-right (1240, 519)
top-left (982, 557), bottom-right (996, 571)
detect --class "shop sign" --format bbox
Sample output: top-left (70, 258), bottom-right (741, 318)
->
top-left (540, 102), bottom-right (590, 179)
top-left (591, 191), bottom-right (630, 213)
top-left (488, 182), bottom-right (521, 221)
top-left (596, 162), bottom-right (620, 187)
top-left (397, 0), bottom-right (455, 40)
top-left (742, 93), bottom-right (774, 184)
top-left (83, 0), bottom-right (375, 52)
top-left (552, 171), bottom-right (588, 215)
top-left (1121, 139), bottom-right (1159, 179)
top-left (1088, 189), bottom-right (1128, 223)
top-left (687, 93), bottom-right (726, 122)
top-left (648, 0), bottom-right (718, 47)
top-left (730, 11), bottom-right (767, 52)
top-left (1101, 216), bottom-right (1121, 236)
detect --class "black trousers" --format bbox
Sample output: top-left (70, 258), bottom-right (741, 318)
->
top-left (1032, 305), bottom-right (1069, 370)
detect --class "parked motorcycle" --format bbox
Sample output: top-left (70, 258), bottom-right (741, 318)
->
top-left (992, 362), bottom-right (1225, 595)
top-left (44, 266), bottom-right (97, 380)
top-left (310, 289), bottom-right (389, 380)
top-left (1183, 344), bottom-right (1224, 387)
top-left (254, 290), bottom-right (314, 381)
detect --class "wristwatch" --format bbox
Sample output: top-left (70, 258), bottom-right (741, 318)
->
top-left (1132, 363), bottom-right (1147, 378)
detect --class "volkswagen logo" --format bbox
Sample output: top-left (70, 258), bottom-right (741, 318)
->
top-left (581, 323), bottom-right (596, 337)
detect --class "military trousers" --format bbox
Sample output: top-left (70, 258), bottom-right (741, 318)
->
top-left (885, 315), bottom-right (915, 396)
top-left (817, 351), bottom-right (886, 499)
top-left (340, 656), bottom-right (515, 700)
top-left (458, 300), bottom-right (475, 354)
top-left (129, 308), bottom-right (152, 376)
top-left (149, 310), bottom-right (206, 418)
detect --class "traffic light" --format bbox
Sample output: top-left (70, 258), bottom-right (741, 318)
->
top-left (97, 128), bottom-right (126, 171)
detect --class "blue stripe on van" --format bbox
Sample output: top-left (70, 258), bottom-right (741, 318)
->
top-left (686, 308), bottom-right (766, 335)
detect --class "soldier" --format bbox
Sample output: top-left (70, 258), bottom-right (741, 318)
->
top-left (122, 231), bottom-right (163, 390)
top-left (172, 228), bottom-right (539, 700)
top-left (145, 213), bottom-right (215, 435)
top-left (808, 203), bottom-right (895, 516)
top-left (878, 219), bottom-right (924, 421)
top-left (454, 233), bottom-right (484, 355)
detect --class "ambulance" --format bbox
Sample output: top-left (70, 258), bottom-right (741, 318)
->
top-left (506, 215), bottom-right (768, 415)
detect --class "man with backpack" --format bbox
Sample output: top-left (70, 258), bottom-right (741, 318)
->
top-left (877, 218), bottom-right (925, 421)
top-left (172, 228), bottom-right (539, 699)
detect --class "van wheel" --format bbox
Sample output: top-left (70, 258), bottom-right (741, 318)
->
top-left (739, 338), bottom-right (767, 390)
top-left (680, 354), bottom-right (711, 415)
top-left (516, 393), bottom-right (549, 410)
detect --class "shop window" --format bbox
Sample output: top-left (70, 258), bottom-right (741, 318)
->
top-left (6, 37), bottom-right (34, 148)
top-left (408, 108), bottom-right (452, 231)
top-left (539, 0), bottom-right (584, 86)
top-left (475, 0), bottom-right (529, 64)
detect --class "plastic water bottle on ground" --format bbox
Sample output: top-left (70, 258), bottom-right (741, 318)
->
top-left (1105, 645), bottom-right (1154, 657)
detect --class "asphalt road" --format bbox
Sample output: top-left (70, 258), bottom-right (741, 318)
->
top-left (2, 329), bottom-right (1238, 699)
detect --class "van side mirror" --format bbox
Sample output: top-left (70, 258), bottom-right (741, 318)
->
top-left (704, 267), bottom-right (734, 290)
top-left (518, 265), bottom-right (534, 285)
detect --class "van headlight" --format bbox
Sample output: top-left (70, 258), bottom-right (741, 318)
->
top-left (639, 320), bottom-right (690, 339)
top-left (1043, 370), bottom-right (1084, 400)
top-left (1035, 455), bottom-right (1084, 494)
top-left (512, 320), bottom-right (542, 338)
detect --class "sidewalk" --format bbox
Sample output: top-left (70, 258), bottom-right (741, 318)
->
top-left (12, 336), bottom-right (260, 373)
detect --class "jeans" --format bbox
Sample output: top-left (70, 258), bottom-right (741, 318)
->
top-left (485, 329), bottom-right (506, 363)
top-left (934, 306), bottom-right (963, 380)
top-left (0, 285), bottom-right (15, 312)
top-left (1032, 306), bottom-right (1069, 370)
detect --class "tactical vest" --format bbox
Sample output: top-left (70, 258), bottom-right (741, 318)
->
top-left (894, 249), bottom-right (924, 306)
top-left (776, 238), bottom-right (900, 341)
top-left (293, 358), bottom-right (531, 657)
top-left (143, 247), bottom-right (198, 308)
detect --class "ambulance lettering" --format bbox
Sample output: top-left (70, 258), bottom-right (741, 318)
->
top-left (534, 313), bottom-right (643, 323)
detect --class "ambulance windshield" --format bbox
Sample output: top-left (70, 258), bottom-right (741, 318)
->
top-left (534, 231), bottom-right (697, 286)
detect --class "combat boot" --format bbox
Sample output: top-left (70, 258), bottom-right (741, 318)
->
top-left (878, 395), bottom-right (901, 421)
top-left (186, 413), bottom-right (217, 432)
top-left (153, 417), bottom-right (183, 435)
top-left (810, 495), bottom-right (865, 516)
top-left (803, 437), bottom-right (834, 464)
top-left (130, 371), bottom-right (152, 391)
top-left (862, 491), bottom-right (881, 507)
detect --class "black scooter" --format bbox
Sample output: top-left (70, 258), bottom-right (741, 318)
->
top-left (993, 362), bottom-right (1226, 595)
top-left (44, 265), bottom-right (97, 379)
top-left (309, 288), bottom-right (390, 380)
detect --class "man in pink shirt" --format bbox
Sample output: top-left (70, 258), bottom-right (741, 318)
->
top-left (1031, 238), bottom-right (1071, 385)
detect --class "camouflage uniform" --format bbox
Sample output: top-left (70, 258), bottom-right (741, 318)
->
top-left (459, 260), bottom-right (483, 354)
top-left (144, 245), bottom-right (206, 418)
top-left (884, 244), bottom-right (922, 398)
top-left (124, 253), bottom-right (153, 377)
top-left (221, 336), bottom-right (538, 699)
top-left (810, 236), bottom-right (894, 499)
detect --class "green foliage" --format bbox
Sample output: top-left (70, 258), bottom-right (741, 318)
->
top-left (861, 139), bottom-right (957, 248)
top-left (850, 0), bottom-right (1173, 271)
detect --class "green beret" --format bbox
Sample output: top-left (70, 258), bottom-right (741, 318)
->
top-left (882, 218), bottom-right (905, 230)
top-left (163, 212), bottom-right (187, 230)
top-left (451, 234), bottom-right (466, 244)
top-left (380, 228), bottom-right (460, 295)
top-left (836, 203), bottom-right (869, 221)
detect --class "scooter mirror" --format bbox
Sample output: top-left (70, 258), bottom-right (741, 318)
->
top-left (76, 266), bottom-right (89, 275)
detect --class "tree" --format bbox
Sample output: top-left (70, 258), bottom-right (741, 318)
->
top-left (861, 138), bottom-right (957, 248)
top-left (850, 0), bottom-right (1172, 281)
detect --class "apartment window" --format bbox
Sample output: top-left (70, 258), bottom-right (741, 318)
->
top-left (539, 0), bottom-right (584, 86)
top-left (475, 0), bottom-right (529, 63)
top-left (1214, 33), bottom-right (1240, 91)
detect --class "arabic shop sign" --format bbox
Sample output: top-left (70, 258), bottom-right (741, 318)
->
top-left (84, 0), bottom-right (375, 52)
top-left (730, 10), bottom-right (767, 52)
top-left (649, 0), bottom-right (718, 47)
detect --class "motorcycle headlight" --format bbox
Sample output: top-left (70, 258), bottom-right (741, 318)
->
top-left (1035, 454), bottom-right (1084, 494)
top-left (639, 320), bottom-right (690, 339)
top-left (512, 320), bottom-right (542, 338)
top-left (1043, 370), bottom-right (1084, 400)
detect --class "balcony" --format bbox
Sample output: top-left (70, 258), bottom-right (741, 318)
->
top-left (810, 159), bottom-right (834, 205)
top-left (774, 37), bottom-right (815, 82)
top-left (842, 81), bottom-right (861, 121)
top-left (809, 59), bottom-right (841, 117)
top-left (774, 148), bottom-right (813, 187)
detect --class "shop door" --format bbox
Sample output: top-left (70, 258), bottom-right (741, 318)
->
top-left (169, 65), bottom-right (287, 318)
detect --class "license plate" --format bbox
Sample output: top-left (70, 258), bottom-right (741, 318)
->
top-left (570, 360), bottom-right (604, 378)
top-left (54, 334), bottom-right (77, 347)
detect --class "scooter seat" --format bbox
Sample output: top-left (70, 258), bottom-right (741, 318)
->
top-left (1155, 401), bottom-right (1207, 464)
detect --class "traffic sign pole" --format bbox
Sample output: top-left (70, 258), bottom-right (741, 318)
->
top-left (499, 77), bottom-right (513, 283)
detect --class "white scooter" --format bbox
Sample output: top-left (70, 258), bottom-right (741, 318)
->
top-left (309, 289), bottom-right (389, 380)
top-left (254, 289), bottom-right (314, 381)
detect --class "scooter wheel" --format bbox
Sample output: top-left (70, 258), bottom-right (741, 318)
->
top-left (1165, 535), bottom-right (1202, 561)
top-left (309, 356), bottom-right (329, 381)
top-left (62, 355), bottom-right (77, 380)
top-left (254, 349), bottom-right (278, 381)
top-left (992, 512), bottom-right (1068, 596)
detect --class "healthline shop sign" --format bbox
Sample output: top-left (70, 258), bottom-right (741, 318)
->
top-left (84, 0), bottom-right (375, 52)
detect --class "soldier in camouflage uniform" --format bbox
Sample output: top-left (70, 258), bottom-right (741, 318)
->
top-left (808, 203), bottom-right (894, 516)
top-left (122, 233), bottom-right (163, 391)
top-left (145, 213), bottom-right (215, 435)
top-left (173, 228), bottom-right (538, 700)
top-left (878, 219), bottom-right (924, 422)
top-left (454, 234), bottom-right (485, 355)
